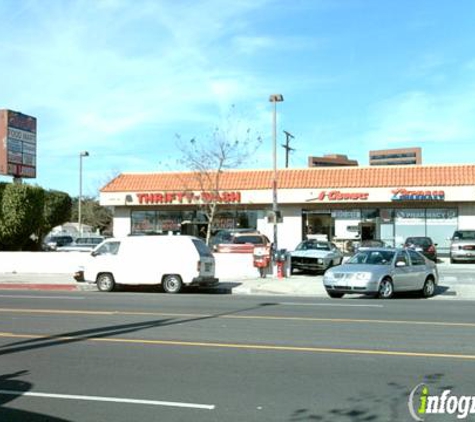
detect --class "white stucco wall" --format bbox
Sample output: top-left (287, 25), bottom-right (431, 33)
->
top-left (0, 252), bottom-right (261, 280)
top-left (112, 207), bottom-right (131, 237)
top-left (257, 206), bottom-right (302, 251)
top-left (458, 204), bottom-right (475, 229)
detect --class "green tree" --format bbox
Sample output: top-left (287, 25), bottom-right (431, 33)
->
top-left (0, 184), bottom-right (44, 250)
top-left (41, 190), bottom-right (72, 237)
top-left (71, 197), bottom-right (113, 235)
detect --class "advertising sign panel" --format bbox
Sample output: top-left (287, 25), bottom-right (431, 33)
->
top-left (0, 109), bottom-right (37, 178)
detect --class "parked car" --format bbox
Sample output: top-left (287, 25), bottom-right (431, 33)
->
top-left (404, 236), bottom-right (437, 261)
top-left (290, 240), bottom-right (344, 274)
top-left (42, 235), bottom-right (74, 251)
top-left (323, 247), bottom-right (438, 299)
top-left (57, 236), bottom-right (105, 252)
top-left (353, 239), bottom-right (388, 253)
top-left (210, 229), bottom-right (258, 250)
top-left (449, 230), bottom-right (475, 263)
top-left (214, 232), bottom-right (271, 253)
top-left (74, 235), bottom-right (218, 293)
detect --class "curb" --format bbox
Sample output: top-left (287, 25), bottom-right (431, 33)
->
top-left (0, 284), bottom-right (78, 291)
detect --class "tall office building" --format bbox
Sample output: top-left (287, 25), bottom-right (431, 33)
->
top-left (369, 147), bottom-right (422, 166)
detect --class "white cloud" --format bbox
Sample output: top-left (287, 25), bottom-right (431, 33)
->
top-left (361, 89), bottom-right (475, 148)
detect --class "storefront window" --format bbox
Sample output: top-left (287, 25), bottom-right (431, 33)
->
top-left (393, 208), bottom-right (457, 251)
top-left (394, 209), bottom-right (426, 246)
top-left (303, 211), bottom-right (334, 240)
top-left (361, 209), bottom-right (379, 220)
top-left (331, 210), bottom-right (359, 241)
top-left (131, 211), bottom-right (158, 233)
top-left (213, 210), bottom-right (258, 231)
top-left (131, 209), bottom-right (259, 236)
top-left (131, 210), bottom-right (186, 234)
top-left (426, 208), bottom-right (458, 253)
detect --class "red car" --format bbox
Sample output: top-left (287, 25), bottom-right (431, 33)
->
top-left (215, 232), bottom-right (271, 253)
top-left (404, 236), bottom-right (437, 262)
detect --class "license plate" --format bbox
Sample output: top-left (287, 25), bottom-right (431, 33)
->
top-left (205, 263), bottom-right (212, 272)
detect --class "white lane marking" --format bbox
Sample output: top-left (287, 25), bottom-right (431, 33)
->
top-left (278, 302), bottom-right (384, 308)
top-left (0, 295), bottom-right (84, 300)
top-left (0, 390), bottom-right (215, 410)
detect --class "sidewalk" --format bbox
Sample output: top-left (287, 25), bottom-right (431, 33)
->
top-left (0, 271), bottom-right (473, 299)
top-left (0, 272), bottom-right (326, 296)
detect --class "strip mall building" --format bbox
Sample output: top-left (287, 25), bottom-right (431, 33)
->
top-left (100, 164), bottom-right (475, 255)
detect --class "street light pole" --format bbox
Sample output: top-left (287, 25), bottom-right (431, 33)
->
top-left (269, 94), bottom-right (284, 254)
top-left (79, 151), bottom-right (89, 236)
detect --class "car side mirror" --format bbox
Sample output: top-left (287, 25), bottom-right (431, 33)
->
top-left (91, 250), bottom-right (99, 257)
top-left (396, 261), bottom-right (406, 267)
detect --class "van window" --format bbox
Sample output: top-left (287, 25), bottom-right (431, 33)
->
top-left (192, 239), bottom-right (213, 257)
top-left (94, 241), bottom-right (120, 256)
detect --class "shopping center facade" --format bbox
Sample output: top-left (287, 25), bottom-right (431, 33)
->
top-left (100, 164), bottom-right (475, 255)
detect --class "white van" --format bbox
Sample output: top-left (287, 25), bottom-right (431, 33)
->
top-left (74, 235), bottom-right (218, 293)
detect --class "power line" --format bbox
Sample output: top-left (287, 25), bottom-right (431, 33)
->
top-left (282, 130), bottom-right (296, 168)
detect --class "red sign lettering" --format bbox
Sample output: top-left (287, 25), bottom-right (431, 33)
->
top-left (312, 191), bottom-right (369, 201)
top-left (136, 191), bottom-right (241, 205)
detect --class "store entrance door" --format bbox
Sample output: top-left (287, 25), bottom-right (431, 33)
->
top-left (360, 223), bottom-right (376, 241)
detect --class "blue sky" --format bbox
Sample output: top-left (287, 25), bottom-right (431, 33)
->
top-left (1, 0), bottom-right (474, 197)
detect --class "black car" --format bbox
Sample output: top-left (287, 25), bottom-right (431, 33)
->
top-left (404, 236), bottom-right (437, 262)
top-left (42, 235), bottom-right (74, 251)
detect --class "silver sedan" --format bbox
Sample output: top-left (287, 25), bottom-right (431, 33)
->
top-left (323, 248), bottom-right (438, 299)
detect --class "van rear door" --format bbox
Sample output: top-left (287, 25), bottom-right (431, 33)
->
top-left (192, 239), bottom-right (215, 277)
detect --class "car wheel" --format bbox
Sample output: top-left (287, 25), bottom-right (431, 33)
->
top-left (378, 278), bottom-right (394, 299)
top-left (162, 274), bottom-right (183, 294)
top-left (421, 277), bottom-right (435, 298)
top-left (327, 291), bottom-right (344, 299)
top-left (450, 257), bottom-right (456, 264)
top-left (96, 273), bottom-right (115, 292)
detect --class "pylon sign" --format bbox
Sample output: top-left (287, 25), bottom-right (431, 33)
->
top-left (0, 109), bottom-right (37, 178)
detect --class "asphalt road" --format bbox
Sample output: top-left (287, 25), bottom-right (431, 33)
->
top-left (0, 291), bottom-right (474, 421)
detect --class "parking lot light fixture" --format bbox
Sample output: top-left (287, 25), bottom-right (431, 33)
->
top-left (269, 94), bottom-right (284, 253)
top-left (79, 151), bottom-right (90, 235)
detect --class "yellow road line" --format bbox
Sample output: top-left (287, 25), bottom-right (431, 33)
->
top-left (1, 307), bottom-right (475, 328)
top-left (0, 331), bottom-right (475, 360)
top-left (0, 308), bottom-right (115, 315)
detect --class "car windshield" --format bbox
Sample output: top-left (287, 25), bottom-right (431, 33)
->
top-left (233, 235), bottom-right (265, 244)
top-left (453, 231), bottom-right (475, 240)
top-left (360, 240), bottom-right (384, 247)
top-left (296, 241), bottom-right (331, 251)
top-left (406, 237), bottom-right (431, 246)
top-left (348, 250), bottom-right (395, 265)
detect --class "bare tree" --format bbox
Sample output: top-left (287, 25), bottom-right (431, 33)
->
top-left (176, 112), bottom-right (262, 245)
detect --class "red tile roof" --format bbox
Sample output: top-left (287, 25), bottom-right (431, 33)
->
top-left (101, 165), bottom-right (475, 192)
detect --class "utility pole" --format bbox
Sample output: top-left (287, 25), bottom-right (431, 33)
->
top-left (282, 130), bottom-right (295, 168)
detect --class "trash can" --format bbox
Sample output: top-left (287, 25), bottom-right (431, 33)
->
top-left (253, 245), bottom-right (271, 278)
